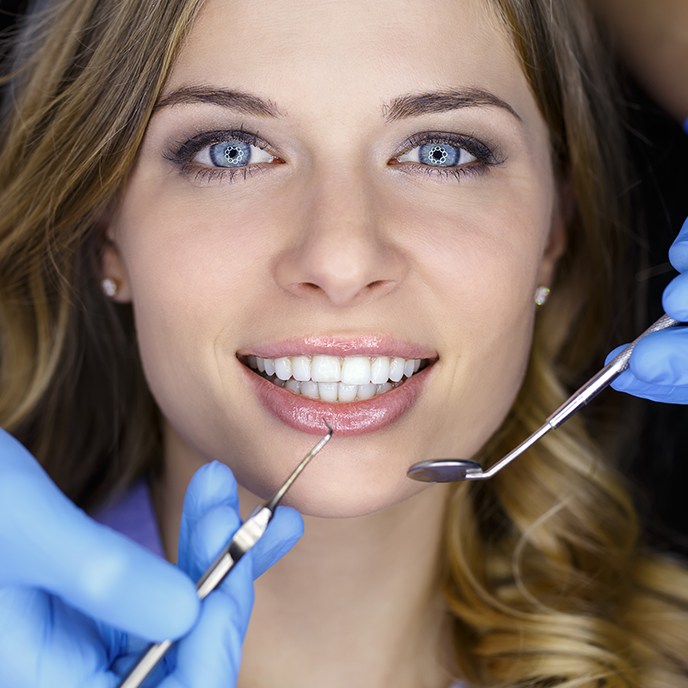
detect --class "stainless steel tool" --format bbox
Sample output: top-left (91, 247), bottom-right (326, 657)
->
top-left (407, 313), bottom-right (679, 483)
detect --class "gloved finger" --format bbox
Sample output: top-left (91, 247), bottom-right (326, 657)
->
top-left (250, 506), bottom-right (303, 578)
top-left (161, 567), bottom-right (253, 688)
top-left (628, 328), bottom-right (688, 386)
top-left (609, 373), bottom-right (688, 403)
top-left (668, 217), bottom-right (688, 272)
top-left (0, 429), bottom-right (198, 641)
top-left (108, 634), bottom-right (160, 686)
top-left (608, 330), bottom-right (688, 403)
top-left (607, 343), bottom-right (635, 395)
top-left (179, 461), bottom-right (304, 580)
top-left (180, 503), bottom-right (242, 582)
top-left (178, 461), bottom-right (240, 576)
top-left (183, 502), bottom-right (303, 582)
top-left (662, 272), bottom-right (688, 321)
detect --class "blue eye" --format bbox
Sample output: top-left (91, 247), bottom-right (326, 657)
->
top-left (397, 141), bottom-right (477, 167)
top-left (191, 137), bottom-right (276, 168)
top-left (209, 140), bottom-right (250, 166)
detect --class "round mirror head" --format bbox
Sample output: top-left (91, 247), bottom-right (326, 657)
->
top-left (406, 458), bottom-right (484, 483)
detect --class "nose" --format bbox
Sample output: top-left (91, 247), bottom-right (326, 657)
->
top-left (273, 171), bottom-right (407, 307)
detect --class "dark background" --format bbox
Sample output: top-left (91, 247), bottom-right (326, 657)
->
top-left (620, 88), bottom-right (688, 556)
top-left (1, 1), bottom-right (686, 554)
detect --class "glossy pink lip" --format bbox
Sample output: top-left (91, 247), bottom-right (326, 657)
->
top-left (239, 364), bottom-right (434, 436)
top-left (236, 336), bottom-right (438, 436)
top-left (236, 334), bottom-right (436, 360)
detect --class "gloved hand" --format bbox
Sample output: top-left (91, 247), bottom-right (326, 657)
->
top-left (0, 429), bottom-right (303, 687)
top-left (608, 216), bottom-right (688, 403)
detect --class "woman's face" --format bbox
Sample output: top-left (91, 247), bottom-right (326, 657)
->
top-left (105, 0), bottom-right (564, 517)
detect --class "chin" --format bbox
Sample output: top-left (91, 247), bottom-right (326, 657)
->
top-left (287, 484), bottom-right (428, 519)
top-left (233, 454), bottom-right (431, 520)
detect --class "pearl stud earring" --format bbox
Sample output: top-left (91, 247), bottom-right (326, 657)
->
top-left (534, 286), bottom-right (551, 307)
top-left (101, 277), bottom-right (120, 298)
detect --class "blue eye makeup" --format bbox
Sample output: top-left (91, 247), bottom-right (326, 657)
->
top-left (166, 128), bottom-right (501, 185)
top-left (391, 131), bottom-right (502, 181)
top-left (204, 138), bottom-right (275, 167)
top-left (400, 142), bottom-right (473, 167)
top-left (165, 129), bottom-right (280, 183)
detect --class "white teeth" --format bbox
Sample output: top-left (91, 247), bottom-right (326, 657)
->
top-left (389, 357), bottom-right (405, 383)
top-left (285, 379), bottom-right (301, 394)
top-left (341, 356), bottom-right (371, 385)
top-left (291, 355), bottom-right (311, 382)
top-left (311, 355), bottom-right (341, 383)
top-left (274, 356), bottom-right (292, 381)
top-left (356, 383), bottom-right (377, 401)
top-left (370, 356), bottom-right (391, 384)
top-left (318, 382), bottom-right (339, 403)
top-left (337, 383), bottom-right (358, 402)
top-left (300, 381), bottom-right (319, 399)
top-left (245, 352), bottom-right (428, 401)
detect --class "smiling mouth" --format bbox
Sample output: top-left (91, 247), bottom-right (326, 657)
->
top-left (239, 353), bottom-right (434, 403)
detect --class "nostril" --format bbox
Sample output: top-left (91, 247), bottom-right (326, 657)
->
top-left (285, 282), bottom-right (325, 299)
top-left (365, 279), bottom-right (393, 292)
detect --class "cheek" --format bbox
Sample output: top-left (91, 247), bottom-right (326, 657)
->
top-left (109, 188), bottom-right (266, 439)
top-left (391, 175), bottom-right (552, 317)
top-left (115, 182), bottom-right (274, 328)
top-left (385, 182), bottom-right (553, 455)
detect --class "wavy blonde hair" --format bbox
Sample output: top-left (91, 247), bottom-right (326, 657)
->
top-left (0, 0), bottom-right (686, 685)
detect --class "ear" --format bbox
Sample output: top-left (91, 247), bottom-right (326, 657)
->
top-left (537, 179), bottom-right (571, 286)
top-left (101, 228), bottom-right (133, 302)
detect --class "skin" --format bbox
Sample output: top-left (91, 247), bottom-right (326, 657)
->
top-left (103, 0), bottom-right (565, 684)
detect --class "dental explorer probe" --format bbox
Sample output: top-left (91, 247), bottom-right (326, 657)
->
top-left (407, 313), bottom-right (680, 483)
top-left (119, 424), bottom-right (333, 688)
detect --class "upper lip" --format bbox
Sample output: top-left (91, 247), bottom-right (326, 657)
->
top-left (236, 335), bottom-right (438, 360)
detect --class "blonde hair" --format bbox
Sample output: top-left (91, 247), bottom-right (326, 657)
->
top-left (0, 0), bottom-right (686, 685)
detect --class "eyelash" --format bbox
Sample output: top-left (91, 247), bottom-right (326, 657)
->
top-left (164, 128), bottom-right (275, 184)
top-left (165, 128), bottom-right (502, 185)
top-left (394, 131), bottom-right (501, 182)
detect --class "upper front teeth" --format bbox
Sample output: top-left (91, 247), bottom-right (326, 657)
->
top-left (247, 354), bottom-right (422, 384)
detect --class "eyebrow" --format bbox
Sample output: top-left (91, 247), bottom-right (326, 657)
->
top-left (154, 86), bottom-right (283, 117)
top-left (154, 85), bottom-right (521, 123)
top-left (383, 87), bottom-right (521, 122)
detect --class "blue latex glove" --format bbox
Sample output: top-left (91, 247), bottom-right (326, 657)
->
top-left (608, 217), bottom-right (688, 403)
top-left (0, 429), bottom-right (303, 687)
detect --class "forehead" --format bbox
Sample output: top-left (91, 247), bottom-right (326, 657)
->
top-left (165, 0), bottom-right (539, 127)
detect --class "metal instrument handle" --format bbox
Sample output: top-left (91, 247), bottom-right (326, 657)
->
top-left (547, 313), bottom-right (678, 428)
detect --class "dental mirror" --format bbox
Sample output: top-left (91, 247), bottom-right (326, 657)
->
top-left (407, 313), bottom-right (680, 484)
top-left (407, 458), bottom-right (483, 482)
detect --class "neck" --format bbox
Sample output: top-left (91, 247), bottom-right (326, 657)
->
top-left (241, 485), bottom-right (454, 688)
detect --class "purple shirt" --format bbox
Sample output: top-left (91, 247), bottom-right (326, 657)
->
top-left (94, 480), bottom-right (165, 558)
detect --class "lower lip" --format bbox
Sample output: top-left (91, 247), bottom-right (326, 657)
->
top-left (240, 365), bottom-right (433, 436)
